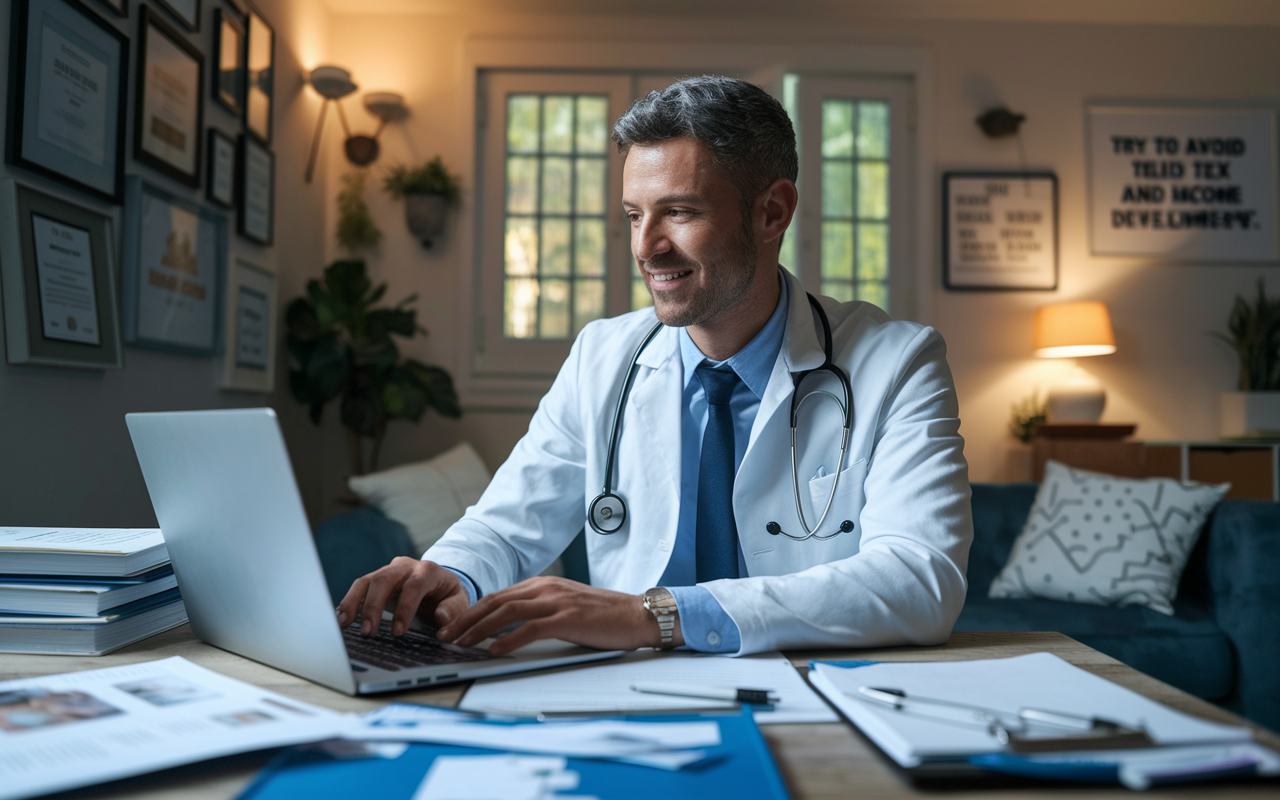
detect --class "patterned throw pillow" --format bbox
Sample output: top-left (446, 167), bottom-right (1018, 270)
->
top-left (988, 460), bottom-right (1229, 615)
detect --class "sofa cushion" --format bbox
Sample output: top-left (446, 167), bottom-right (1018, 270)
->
top-left (955, 594), bottom-right (1234, 700)
top-left (313, 507), bottom-right (415, 604)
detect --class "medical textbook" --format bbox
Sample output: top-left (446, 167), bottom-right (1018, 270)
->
top-left (0, 527), bottom-right (169, 576)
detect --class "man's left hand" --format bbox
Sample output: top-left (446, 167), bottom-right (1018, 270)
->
top-left (437, 577), bottom-right (683, 656)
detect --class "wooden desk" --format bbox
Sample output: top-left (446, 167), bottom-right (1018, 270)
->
top-left (3, 627), bottom-right (1279, 799)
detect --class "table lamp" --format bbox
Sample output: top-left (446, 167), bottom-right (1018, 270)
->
top-left (1033, 301), bottom-right (1117, 422)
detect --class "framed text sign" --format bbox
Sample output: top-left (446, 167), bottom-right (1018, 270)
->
top-left (943, 172), bottom-right (1058, 291)
top-left (1087, 107), bottom-right (1278, 261)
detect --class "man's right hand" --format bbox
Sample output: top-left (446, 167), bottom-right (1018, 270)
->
top-left (336, 557), bottom-right (470, 638)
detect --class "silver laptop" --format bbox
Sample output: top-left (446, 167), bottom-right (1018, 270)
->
top-left (125, 408), bottom-right (622, 695)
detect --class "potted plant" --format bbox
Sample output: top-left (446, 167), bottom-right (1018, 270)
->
top-left (335, 171), bottom-right (382, 253)
top-left (1212, 279), bottom-right (1280, 438)
top-left (383, 157), bottom-right (462, 248)
top-left (286, 260), bottom-right (460, 476)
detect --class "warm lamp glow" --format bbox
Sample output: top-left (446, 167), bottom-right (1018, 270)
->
top-left (1033, 301), bottom-right (1116, 359)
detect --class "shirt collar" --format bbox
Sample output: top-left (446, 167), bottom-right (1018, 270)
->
top-left (679, 270), bottom-right (789, 400)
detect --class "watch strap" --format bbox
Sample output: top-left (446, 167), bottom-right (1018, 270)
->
top-left (643, 587), bottom-right (677, 649)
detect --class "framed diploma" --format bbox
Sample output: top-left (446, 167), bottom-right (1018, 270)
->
top-left (237, 135), bottom-right (273, 245)
top-left (207, 129), bottom-right (235, 208)
top-left (121, 177), bottom-right (225, 355)
top-left (943, 172), bottom-right (1058, 291)
top-left (5, 0), bottom-right (129, 204)
top-left (212, 8), bottom-right (246, 115)
top-left (0, 179), bottom-right (124, 369)
top-left (156, 0), bottom-right (201, 31)
top-left (133, 7), bottom-right (204, 188)
top-left (244, 7), bottom-right (274, 143)
top-left (219, 258), bottom-right (276, 391)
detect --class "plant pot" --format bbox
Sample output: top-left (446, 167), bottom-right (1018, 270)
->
top-left (1220, 391), bottom-right (1280, 438)
top-left (404, 192), bottom-right (448, 247)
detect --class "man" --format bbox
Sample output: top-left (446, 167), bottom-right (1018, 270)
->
top-left (337, 76), bottom-right (972, 657)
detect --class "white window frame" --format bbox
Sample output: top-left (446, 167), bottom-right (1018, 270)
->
top-left (458, 41), bottom-right (934, 409)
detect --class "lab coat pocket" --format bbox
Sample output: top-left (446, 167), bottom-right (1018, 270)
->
top-left (806, 458), bottom-right (868, 531)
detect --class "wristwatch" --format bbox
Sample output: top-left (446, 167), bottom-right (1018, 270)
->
top-left (642, 587), bottom-right (678, 649)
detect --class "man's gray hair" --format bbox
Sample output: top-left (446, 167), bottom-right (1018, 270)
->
top-left (611, 76), bottom-right (798, 205)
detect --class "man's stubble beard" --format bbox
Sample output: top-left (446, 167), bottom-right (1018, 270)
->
top-left (647, 213), bottom-right (759, 329)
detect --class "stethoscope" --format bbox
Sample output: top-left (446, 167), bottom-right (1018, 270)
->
top-left (589, 292), bottom-right (855, 541)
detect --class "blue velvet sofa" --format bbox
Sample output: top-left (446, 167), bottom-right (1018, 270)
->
top-left (314, 484), bottom-right (1280, 732)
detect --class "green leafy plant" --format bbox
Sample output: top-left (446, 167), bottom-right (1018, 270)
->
top-left (1009, 392), bottom-right (1049, 444)
top-left (383, 156), bottom-right (462, 203)
top-left (1210, 279), bottom-right (1280, 391)
top-left (335, 171), bottom-right (382, 253)
top-left (286, 260), bottom-right (460, 475)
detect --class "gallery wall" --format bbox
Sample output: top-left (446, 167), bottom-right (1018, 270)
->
top-left (0, 0), bottom-right (332, 526)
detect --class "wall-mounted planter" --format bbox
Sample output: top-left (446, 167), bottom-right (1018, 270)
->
top-left (404, 193), bottom-right (448, 248)
top-left (1220, 391), bottom-right (1280, 438)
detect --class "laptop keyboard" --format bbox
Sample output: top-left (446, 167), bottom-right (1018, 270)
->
top-left (343, 619), bottom-right (493, 672)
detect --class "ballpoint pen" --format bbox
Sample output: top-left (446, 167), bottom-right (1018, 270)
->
top-left (631, 682), bottom-right (779, 705)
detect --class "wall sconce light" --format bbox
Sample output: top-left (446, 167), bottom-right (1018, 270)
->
top-left (305, 65), bottom-right (408, 183)
top-left (1033, 301), bottom-right (1117, 422)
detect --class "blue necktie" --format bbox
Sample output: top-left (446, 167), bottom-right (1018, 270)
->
top-left (696, 364), bottom-right (742, 582)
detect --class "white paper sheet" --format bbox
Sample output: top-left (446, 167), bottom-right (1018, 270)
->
top-left (460, 650), bottom-right (836, 724)
top-left (0, 656), bottom-right (356, 800)
top-left (0, 527), bottom-right (163, 555)
top-left (413, 755), bottom-right (594, 800)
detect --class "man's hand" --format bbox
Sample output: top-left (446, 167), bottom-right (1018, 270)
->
top-left (336, 557), bottom-right (470, 637)
top-left (438, 576), bottom-right (684, 656)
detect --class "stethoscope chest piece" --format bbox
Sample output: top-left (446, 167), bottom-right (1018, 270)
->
top-left (589, 492), bottom-right (627, 534)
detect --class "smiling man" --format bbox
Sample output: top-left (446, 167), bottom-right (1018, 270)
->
top-left (338, 76), bottom-right (973, 657)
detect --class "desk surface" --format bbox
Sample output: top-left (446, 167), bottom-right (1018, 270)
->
top-left (3, 628), bottom-right (1278, 799)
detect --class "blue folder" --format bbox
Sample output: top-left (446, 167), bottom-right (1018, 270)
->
top-left (235, 708), bottom-right (791, 800)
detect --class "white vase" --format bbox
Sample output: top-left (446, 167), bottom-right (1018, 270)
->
top-left (1220, 392), bottom-right (1280, 438)
top-left (404, 193), bottom-right (448, 247)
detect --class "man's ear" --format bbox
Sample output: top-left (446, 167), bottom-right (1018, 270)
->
top-left (757, 178), bottom-right (798, 246)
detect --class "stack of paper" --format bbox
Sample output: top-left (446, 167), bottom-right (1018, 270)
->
top-left (0, 528), bottom-right (185, 655)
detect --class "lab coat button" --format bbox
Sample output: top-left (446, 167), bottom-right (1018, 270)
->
top-left (706, 630), bottom-right (722, 647)
top-left (657, 539), bottom-right (671, 552)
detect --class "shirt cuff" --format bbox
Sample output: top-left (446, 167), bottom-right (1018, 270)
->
top-left (441, 566), bottom-right (480, 606)
top-left (666, 585), bottom-right (741, 653)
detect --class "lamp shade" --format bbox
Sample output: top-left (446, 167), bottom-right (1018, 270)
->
top-left (1033, 301), bottom-right (1116, 358)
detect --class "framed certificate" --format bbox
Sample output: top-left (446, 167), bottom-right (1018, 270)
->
top-left (943, 172), bottom-right (1058, 291)
top-left (244, 7), bottom-right (274, 143)
top-left (0, 179), bottom-right (124, 369)
top-left (212, 8), bottom-right (245, 115)
top-left (5, 0), bottom-right (130, 204)
top-left (121, 177), bottom-right (225, 355)
top-left (207, 129), bottom-right (235, 208)
top-left (237, 135), bottom-right (273, 245)
top-left (156, 0), bottom-right (200, 31)
top-left (219, 258), bottom-right (276, 391)
top-left (133, 7), bottom-right (204, 188)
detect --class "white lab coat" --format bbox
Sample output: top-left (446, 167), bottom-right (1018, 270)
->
top-left (426, 268), bottom-right (973, 655)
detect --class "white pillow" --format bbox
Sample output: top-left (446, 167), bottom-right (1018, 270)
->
top-left (348, 442), bottom-right (491, 556)
top-left (988, 460), bottom-right (1229, 615)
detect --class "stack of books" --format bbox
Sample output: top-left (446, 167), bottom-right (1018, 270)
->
top-left (0, 527), bottom-right (187, 655)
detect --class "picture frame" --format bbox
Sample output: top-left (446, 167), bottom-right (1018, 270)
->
top-left (5, 0), bottom-right (130, 204)
top-left (0, 179), bottom-right (124, 369)
top-left (133, 6), bottom-right (204, 188)
top-left (212, 8), bottom-right (245, 115)
top-left (942, 172), bottom-right (1059, 291)
top-left (121, 177), bottom-right (225, 355)
top-left (237, 135), bottom-right (273, 245)
top-left (91, 0), bottom-right (126, 17)
top-left (219, 258), bottom-right (276, 391)
top-left (155, 0), bottom-right (200, 32)
top-left (206, 128), bottom-right (235, 208)
top-left (244, 6), bottom-right (274, 143)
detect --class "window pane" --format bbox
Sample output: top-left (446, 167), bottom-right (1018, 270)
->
top-left (504, 217), bottom-right (537, 276)
top-left (821, 100), bottom-right (854, 158)
top-left (506, 157), bottom-right (538, 214)
top-left (858, 223), bottom-right (888, 282)
top-left (507, 95), bottom-right (539, 153)
top-left (822, 161), bottom-right (853, 218)
top-left (858, 280), bottom-right (888, 310)
top-left (858, 162), bottom-right (888, 220)
top-left (541, 157), bottom-right (572, 214)
top-left (778, 228), bottom-right (796, 273)
top-left (504, 278), bottom-right (539, 338)
top-left (539, 279), bottom-right (570, 338)
top-left (575, 219), bottom-right (606, 276)
top-left (573, 278), bottom-right (605, 334)
top-left (858, 101), bottom-right (889, 158)
top-left (576, 96), bottom-right (608, 153)
top-left (822, 281), bottom-right (854, 303)
top-left (575, 157), bottom-right (606, 215)
top-left (821, 221), bottom-right (853, 280)
top-left (632, 279), bottom-right (652, 309)
top-left (541, 219), bottom-right (571, 277)
top-left (542, 96), bottom-right (574, 153)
